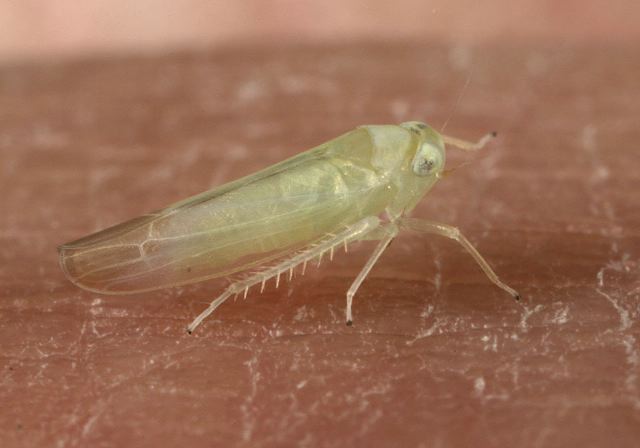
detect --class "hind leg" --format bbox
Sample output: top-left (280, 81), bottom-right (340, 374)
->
top-left (187, 216), bottom-right (382, 333)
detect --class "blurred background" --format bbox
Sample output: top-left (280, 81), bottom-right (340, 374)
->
top-left (1, 0), bottom-right (639, 62)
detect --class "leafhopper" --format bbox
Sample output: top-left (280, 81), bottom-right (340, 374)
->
top-left (59, 122), bottom-right (519, 333)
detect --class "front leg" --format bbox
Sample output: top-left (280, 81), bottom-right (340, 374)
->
top-left (399, 217), bottom-right (520, 300)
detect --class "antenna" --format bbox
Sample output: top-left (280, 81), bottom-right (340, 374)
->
top-left (442, 131), bottom-right (497, 152)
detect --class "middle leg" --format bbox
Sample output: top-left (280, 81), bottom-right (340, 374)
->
top-left (345, 222), bottom-right (399, 325)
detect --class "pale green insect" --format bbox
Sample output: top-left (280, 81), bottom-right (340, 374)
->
top-left (59, 121), bottom-right (519, 333)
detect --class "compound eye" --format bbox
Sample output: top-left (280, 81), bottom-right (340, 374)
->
top-left (418, 159), bottom-right (435, 173)
top-left (412, 144), bottom-right (442, 176)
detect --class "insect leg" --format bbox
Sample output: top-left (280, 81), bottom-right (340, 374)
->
top-left (399, 217), bottom-right (520, 300)
top-left (345, 223), bottom-right (399, 325)
top-left (356, 226), bottom-right (392, 242)
top-left (187, 216), bottom-right (381, 333)
top-left (186, 290), bottom-right (234, 334)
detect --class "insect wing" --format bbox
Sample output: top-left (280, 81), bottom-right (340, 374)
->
top-left (59, 128), bottom-right (385, 294)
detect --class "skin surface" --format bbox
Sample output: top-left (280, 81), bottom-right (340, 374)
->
top-left (5, 42), bottom-right (638, 448)
top-left (59, 122), bottom-right (441, 294)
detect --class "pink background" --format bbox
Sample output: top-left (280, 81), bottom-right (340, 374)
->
top-left (2, 0), bottom-right (639, 62)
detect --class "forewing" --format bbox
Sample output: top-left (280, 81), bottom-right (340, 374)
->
top-left (59, 128), bottom-right (383, 294)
